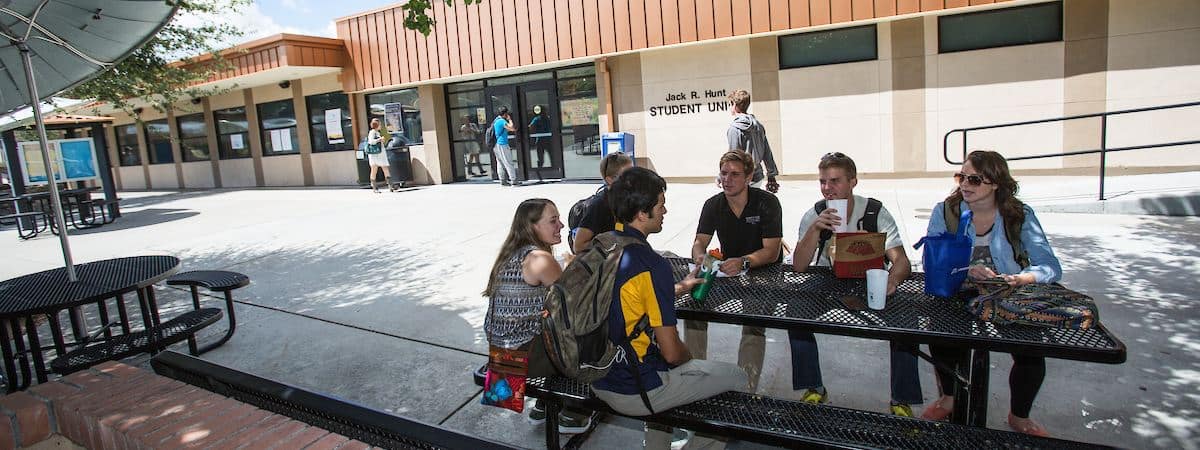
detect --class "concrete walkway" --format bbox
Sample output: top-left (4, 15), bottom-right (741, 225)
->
top-left (2, 171), bottom-right (1198, 449)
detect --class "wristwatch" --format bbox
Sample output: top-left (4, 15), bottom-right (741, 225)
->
top-left (741, 257), bottom-right (751, 272)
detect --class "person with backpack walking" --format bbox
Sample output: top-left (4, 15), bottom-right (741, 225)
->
top-left (490, 106), bottom-right (519, 186)
top-left (726, 89), bottom-right (780, 193)
top-left (590, 167), bottom-right (747, 450)
top-left (481, 198), bottom-right (593, 433)
top-left (365, 119), bottom-right (395, 193)
top-left (570, 152), bottom-right (634, 253)
top-left (920, 150), bottom-right (1062, 437)
top-left (686, 151), bottom-right (783, 393)
top-left (788, 152), bottom-right (921, 416)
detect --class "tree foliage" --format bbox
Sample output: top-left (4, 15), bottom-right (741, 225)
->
top-left (64, 0), bottom-right (251, 116)
top-left (401, 0), bottom-right (483, 35)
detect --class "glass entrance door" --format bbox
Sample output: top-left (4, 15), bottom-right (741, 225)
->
top-left (484, 80), bottom-right (563, 182)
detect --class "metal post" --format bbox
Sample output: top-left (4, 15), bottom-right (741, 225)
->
top-left (18, 43), bottom-right (76, 281)
top-left (1099, 115), bottom-right (1108, 201)
top-left (961, 132), bottom-right (968, 165)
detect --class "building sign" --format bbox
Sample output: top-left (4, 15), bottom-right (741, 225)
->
top-left (647, 88), bottom-right (730, 117)
top-left (17, 138), bottom-right (100, 185)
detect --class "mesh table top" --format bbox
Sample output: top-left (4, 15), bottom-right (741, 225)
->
top-left (668, 258), bottom-right (1125, 363)
top-left (0, 256), bottom-right (180, 317)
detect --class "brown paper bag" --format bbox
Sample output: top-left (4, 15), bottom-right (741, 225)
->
top-left (831, 232), bottom-right (886, 278)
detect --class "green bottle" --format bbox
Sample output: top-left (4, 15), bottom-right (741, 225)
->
top-left (691, 258), bottom-right (719, 301)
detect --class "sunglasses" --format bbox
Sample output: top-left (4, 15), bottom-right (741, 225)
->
top-left (953, 173), bottom-right (993, 186)
top-left (821, 152), bottom-right (848, 160)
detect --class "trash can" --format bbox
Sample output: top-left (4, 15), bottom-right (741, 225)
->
top-left (386, 137), bottom-right (413, 186)
top-left (600, 132), bottom-right (635, 163)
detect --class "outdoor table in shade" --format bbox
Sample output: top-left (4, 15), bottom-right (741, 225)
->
top-left (0, 255), bottom-right (180, 391)
top-left (667, 258), bottom-right (1127, 428)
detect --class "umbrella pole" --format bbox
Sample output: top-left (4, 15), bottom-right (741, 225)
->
top-left (18, 43), bottom-right (76, 281)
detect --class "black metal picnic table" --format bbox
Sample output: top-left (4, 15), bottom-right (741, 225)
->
top-left (0, 255), bottom-right (181, 392)
top-left (667, 257), bottom-right (1127, 428)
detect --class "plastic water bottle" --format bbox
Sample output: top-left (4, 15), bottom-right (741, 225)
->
top-left (691, 249), bottom-right (723, 301)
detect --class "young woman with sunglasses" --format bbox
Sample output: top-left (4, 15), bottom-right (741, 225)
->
top-left (920, 150), bottom-right (1062, 436)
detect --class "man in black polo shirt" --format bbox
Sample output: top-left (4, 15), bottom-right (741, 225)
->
top-left (687, 151), bottom-right (783, 392)
top-left (572, 152), bottom-right (634, 253)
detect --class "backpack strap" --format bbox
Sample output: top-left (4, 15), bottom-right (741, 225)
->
top-left (857, 198), bottom-right (882, 232)
top-left (622, 314), bottom-right (656, 416)
top-left (813, 200), bottom-right (831, 264)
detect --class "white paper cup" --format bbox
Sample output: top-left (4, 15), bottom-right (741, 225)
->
top-left (866, 269), bottom-right (888, 310)
top-left (827, 198), bottom-right (849, 232)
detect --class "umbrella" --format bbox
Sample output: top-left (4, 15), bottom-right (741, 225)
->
top-left (0, 0), bottom-right (177, 280)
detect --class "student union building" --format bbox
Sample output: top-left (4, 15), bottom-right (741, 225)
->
top-left (65, 0), bottom-right (1200, 189)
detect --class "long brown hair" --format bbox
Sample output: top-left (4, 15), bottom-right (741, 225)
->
top-left (946, 150), bottom-right (1025, 227)
top-left (483, 198), bottom-right (556, 297)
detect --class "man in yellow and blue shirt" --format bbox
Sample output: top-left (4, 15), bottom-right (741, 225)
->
top-left (590, 167), bottom-right (747, 450)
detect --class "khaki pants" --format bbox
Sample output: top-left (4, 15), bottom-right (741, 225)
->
top-left (684, 320), bottom-right (766, 392)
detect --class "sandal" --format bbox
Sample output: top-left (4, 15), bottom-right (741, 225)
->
top-left (1007, 413), bottom-right (1049, 437)
top-left (920, 398), bottom-right (954, 421)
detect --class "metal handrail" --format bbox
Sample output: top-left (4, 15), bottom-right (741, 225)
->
top-left (942, 100), bottom-right (1200, 200)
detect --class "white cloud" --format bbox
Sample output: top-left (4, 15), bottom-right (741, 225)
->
top-left (172, 2), bottom-right (328, 54)
top-left (280, 0), bottom-right (313, 14)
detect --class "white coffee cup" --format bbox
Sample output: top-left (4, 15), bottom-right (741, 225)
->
top-left (866, 269), bottom-right (888, 310)
top-left (827, 198), bottom-right (849, 232)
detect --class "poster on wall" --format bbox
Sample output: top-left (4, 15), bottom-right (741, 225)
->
top-left (560, 98), bottom-right (598, 127)
top-left (324, 109), bottom-right (345, 144)
top-left (17, 138), bottom-right (99, 185)
top-left (230, 134), bottom-right (245, 150)
top-left (384, 103), bottom-right (403, 135)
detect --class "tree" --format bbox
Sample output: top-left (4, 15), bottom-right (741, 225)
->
top-left (64, 0), bottom-right (251, 116)
top-left (401, 0), bottom-right (483, 36)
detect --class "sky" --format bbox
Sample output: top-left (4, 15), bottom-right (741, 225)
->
top-left (181, 0), bottom-right (388, 48)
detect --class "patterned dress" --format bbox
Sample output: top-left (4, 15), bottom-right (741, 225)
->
top-left (484, 245), bottom-right (549, 349)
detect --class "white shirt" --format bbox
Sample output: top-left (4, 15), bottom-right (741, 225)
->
top-left (797, 194), bottom-right (904, 267)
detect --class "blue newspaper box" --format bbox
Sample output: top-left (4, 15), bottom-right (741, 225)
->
top-left (600, 132), bottom-right (635, 164)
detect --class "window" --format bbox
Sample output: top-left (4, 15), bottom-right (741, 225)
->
top-left (305, 92), bottom-right (353, 152)
top-left (365, 89), bottom-right (422, 145)
top-left (779, 24), bottom-right (878, 69)
top-left (144, 119), bottom-right (174, 164)
top-left (115, 124), bottom-right (140, 166)
top-left (176, 113), bottom-right (210, 162)
top-left (939, 2), bottom-right (1063, 53)
top-left (214, 106), bottom-right (250, 159)
top-left (257, 99), bottom-right (299, 156)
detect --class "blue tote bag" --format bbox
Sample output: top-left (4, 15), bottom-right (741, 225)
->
top-left (914, 209), bottom-right (973, 297)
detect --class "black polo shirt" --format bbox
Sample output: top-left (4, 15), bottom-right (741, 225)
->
top-left (696, 187), bottom-right (783, 259)
top-left (578, 187), bottom-right (616, 234)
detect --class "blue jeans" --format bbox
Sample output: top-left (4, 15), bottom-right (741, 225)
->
top-left (787, 330), bottom-right (923, 404)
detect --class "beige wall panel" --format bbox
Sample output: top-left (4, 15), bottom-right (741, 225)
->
top-left (180, 161), bottom-right (216, 188)
top-left (927, 43), bottom-right (1066, 171)
top-left (209, 90), bottom-right (245, 111)
top-left (639, 41), bottom-right (753, 177)
top-left (301, 73), bottom-right (344, 96)
top-left (147, 164), bottom-right (178, 189)
top-left (310, 151), bottom-right (359, 185)
top-left (251, 84), bottom-right (294, 104)
top-left (1105, 29), bottom-right (1200, 101)
top-left (778, 60), bottom-right (890, 174)
top-left (218, 159), bottom-right (258, 187)
top-left (1108, 0), bottom-right (1200, 36)
top-left (117, 166), bottom-right (145, 190)
top-left (261, 154), bottom-right (306, 186)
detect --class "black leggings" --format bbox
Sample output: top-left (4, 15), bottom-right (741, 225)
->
top-left (930, 346), bottom-right (1046, 418)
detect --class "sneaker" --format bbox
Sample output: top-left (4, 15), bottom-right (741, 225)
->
top-left (890, 403), bottom-right (914, 417)
top-left (500, 181), bottom-right (511, 186)
top-left (526, 401), bottom-right (546, 425)
top-left (557, 412), bottom-right (592, 434)
top-left (670, 428), bottom-right (694, 450)
top-left (800, 388), bottom-right (827, 404)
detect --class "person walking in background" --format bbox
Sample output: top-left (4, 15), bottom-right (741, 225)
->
top-left (482, 198), bottom-right (593, 434)
top-left (492, 106), bottom-right (519, 186)
top-left (460, 114), bottom-right (486, 177)
top-left (366, 118), bottom-right (394, 193)
top-left (687, 151), bottom-right (783, 393)
top-left (920, 150), bottom-right (1063, 437)
top-left (528, 105), bottom-right (552, 168)
top-left (727, 89), bottom-right (780, 193)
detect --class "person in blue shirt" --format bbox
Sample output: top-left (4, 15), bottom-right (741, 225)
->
top-left (491, 106), bottom-right (519, 186)
top-left (920, 150), bottom-right (1062, 437)
top-left (591, 167), bottom-right (747, 450)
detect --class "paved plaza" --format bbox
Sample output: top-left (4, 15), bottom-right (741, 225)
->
top-left (3, 171), bottom-right (1199, 449)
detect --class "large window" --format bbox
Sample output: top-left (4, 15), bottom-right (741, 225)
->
top-left (176, 113), bottom-right (210, 162)
top-left (555, 66), bottom-right (599, 180)
top-left (144, 119), bottom-right (174, 164)
top-left (115, 124), bottom-right (140, 166)
top-left (779, 24), bottom-right (878, 69)
top-left (306, 92), bottom-right (353, 152)
top-left (258, 99), bottom-right (299, 156)
top-left (214, 106), bottom-right (250, 159)
top-left (939, 2), bottom-right (1063, 53)
top-left (364, 89), bottom-right (422, 145)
